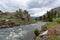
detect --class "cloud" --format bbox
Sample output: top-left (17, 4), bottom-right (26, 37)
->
top-left (28, 0), bottom-right (60, 17)
top-left (29, 8), bottom-right (51, 17)
top-left (0, 0), bottom-right (60, 17)
top-left (28, 0), bottom-right (53, 8)
top-left (0, 0), bottom-right (30, 11)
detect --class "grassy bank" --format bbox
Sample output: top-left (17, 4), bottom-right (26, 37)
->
top-left (41, 22), bottom-right (58, 31)
top-left (40, 19), bottom-right (60, 40)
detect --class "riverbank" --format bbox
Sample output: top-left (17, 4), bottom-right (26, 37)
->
top-left (35, 22), bottom-right (60, 40)
top-left (0, 20), bottom-right (37, 29)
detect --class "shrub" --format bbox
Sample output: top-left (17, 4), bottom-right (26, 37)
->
top-left (34, 29), bottom-right (39, 36)
top-left (56, 19), bottom-right (60, 23)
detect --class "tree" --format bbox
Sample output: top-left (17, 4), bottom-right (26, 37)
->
top-left (43, 15), bottom-right (46, 19)
top-left (16, 9), bottom-right (22, 18)
top-left (54, 11), bottom-right (57, 16)
top-left (19, 9), bottom-right (22, 14)
top-left (46, 11), bottom-right (56, 21)
top-left (39, 16), bottom-right (43, 21)
top-left (23, 10), bottom-right (28, 14)
top-left (0, 10), bottom-right (3, 14)
top-left (16, 10), bottom-right (19, 14)
top-left (47, 11), bottom-right (53, 21)
top-left (0, 10), bottom-right (2, 12)
top-left (58, 13), bottom-right (60, 18)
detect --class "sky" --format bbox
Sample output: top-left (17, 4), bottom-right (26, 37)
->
top-left (0, 0), bottom-right (60, 17)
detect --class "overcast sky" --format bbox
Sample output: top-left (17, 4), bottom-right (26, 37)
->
top-left (0, 0), bottom-right (60, 17)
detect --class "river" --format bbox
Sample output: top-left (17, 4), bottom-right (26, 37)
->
top-left (0, 22), bottom-right (46, 40)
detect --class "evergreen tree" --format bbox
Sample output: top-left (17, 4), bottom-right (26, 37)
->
top-left (19, 9), bottom-right (22, 14)
top-left (55, 11), bottom-right (57, 16)
top-left (0, 10), bottom-right (3, 14)
top-left (24, 10), bottom-right (28, 14)
top-left (58, 13), bottom-right (60, 18)
top-left (47, 11), bottom-right (53, 21)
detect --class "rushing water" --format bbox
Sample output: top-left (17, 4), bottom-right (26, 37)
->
top-left (0, 22), bottom-right (46, 40)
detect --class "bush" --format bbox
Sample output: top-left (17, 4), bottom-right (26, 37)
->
top-left (48, 18), bottom-right (53, 22)
top-left (56, 19), bottom-right (60, 23)
top-left (34, 29), bottom-right (39, 36)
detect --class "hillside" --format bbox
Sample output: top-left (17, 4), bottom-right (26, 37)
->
top-left (37, 7), bottom-right (60, 22)
top-left (51, 7), bottom-right (60, 12)
top-left (0, 9), bottom-right (34, 28)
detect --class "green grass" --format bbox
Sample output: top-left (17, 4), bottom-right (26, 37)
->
top-left (41, 22), bottom-right (58, 30)
top-left (46, 22), bottom-right (57, 29)
top-left (41, 20), bottom-right (60, 40)
top-left (44, 18), bottom-right (60, 29)
top-left (50, 36), bottom-right (60, 40)
top-left (0, 18), bottom-right (16, 21)
top-left (55, 18), bottom-right (60, 23)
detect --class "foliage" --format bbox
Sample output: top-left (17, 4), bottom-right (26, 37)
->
top-left (39, 10), bottom-right (60, 22)
top-left (34, 29), bottom-right (39, 36)
top-left (55, 18), bottom-right (60, 23)
top-left (47, 11), bottom-right (57, 21)
top-left (24, 10), bottom-right (28, 14)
